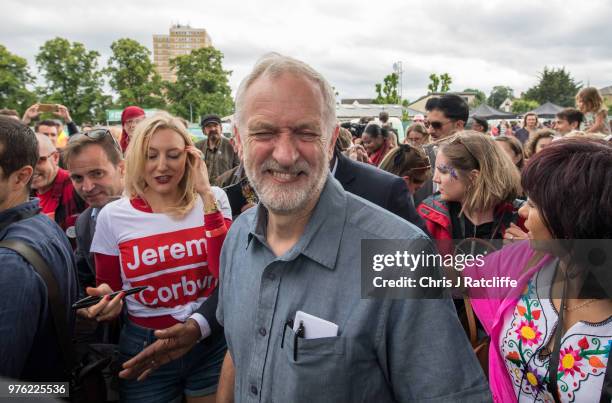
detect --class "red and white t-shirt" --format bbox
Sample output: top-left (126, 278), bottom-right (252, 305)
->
top-left (90, 188), bottom-right (231, 327)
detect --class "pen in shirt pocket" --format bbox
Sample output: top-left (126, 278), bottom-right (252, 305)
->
top-left (280, 319), bottom-right (305, 362)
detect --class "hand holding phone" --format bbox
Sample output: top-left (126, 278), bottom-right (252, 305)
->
top-left (73, 285), bottom-right (147, 309)
top-left (38, 103), bottom-right (58, 113)
top-left (75, 283), bottom-right (134, 322)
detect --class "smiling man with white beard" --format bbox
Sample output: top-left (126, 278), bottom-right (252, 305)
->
top-left (216, 53), bottom-right (490, 403)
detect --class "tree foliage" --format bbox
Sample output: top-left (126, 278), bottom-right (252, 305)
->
top-left (487, 86), bottom-right (514, 109)
top-left (428, 73), bottom-right (452, 93)
top-left (0, 44), bottom-right (36, 114)
top-left (463, 88), bottom-right (486, 108)
top-left (36, 37), bottom-right (108, 123)
top-left (165, 47), bottom-right (233, 121)
top-left (373, 73), bottom-right (400, 104)
top-left (106, 38), bottom-right (165, 109)
top-left (511, 98), bottom-right (539, 114)
top-left (427, 73), bottom-right (440, 93)
top-left (523, 67), bottom-right (581, 107)
top-left (439, 73), bottom-right (452, 93)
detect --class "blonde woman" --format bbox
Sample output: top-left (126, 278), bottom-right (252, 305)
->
top-left (89, 112), bottom-right (232, 403)
top-left (575, 87), bottom-right (611, 134)
top-left (417, 131), bottom-right (525, 255)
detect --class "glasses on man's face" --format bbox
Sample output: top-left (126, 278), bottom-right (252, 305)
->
top-left (427, 120), bottom-right (452, 130)
top-left (38, 151), bottom-right (57, 165)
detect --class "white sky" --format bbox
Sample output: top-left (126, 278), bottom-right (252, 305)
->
top-left (2, 0), bottom-right (612, 103)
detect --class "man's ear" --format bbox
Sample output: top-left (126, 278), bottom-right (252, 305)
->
top-left (571, 121), bottom-right (579, 130)
top-left (456, 120), bottom-right (466, 131)
top-left (328, 125), bottom-right (340, 161)
top-left (12, 166), bottom-right (34, 191)
top-left (51, 150), bottom-right (60, 165)
top-left (233, 126), bottom-right (244, 159)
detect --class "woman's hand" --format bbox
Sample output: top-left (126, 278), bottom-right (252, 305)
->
top-left (503, 223), bottom-right (529, 244)
top-left (346, 144), bottom-right (369, 163)
top-left (77, 283), bottom-right (124, 322)
top-left (186, 146), bottom-right (212, 196)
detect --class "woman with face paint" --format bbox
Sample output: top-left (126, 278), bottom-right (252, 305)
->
top-left (417, 131), bottom-right (525, 255)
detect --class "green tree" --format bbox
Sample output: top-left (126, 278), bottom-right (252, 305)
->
top-left (463, 88), bottom-right (486, 108)
top-left (106, 38), bottom-right (165, 109)
top-left (427, 73), bottom-right (440, 93)
top-left (523, 67), bottom-right (581, 107)
top-left (165, 47), bottom-right (233, 121)
top-left (487, 86), bottom-right (514, 109)
top-left (36, 37), bottom-right (108, 123)
top-left (0, 44), bottom-right (36, 114)
top-left (511, 98), bottom-right (539, 114)
top-left (439, 73), bottom-right (452, 93)
top-left (373, 72), bottom-right (400, 104)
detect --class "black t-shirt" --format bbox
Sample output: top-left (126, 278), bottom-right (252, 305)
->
top-left (448, 202), bottom-right (504, 255)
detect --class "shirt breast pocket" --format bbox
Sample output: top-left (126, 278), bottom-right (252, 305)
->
top-left (276, 327), bottom-right (349, 400)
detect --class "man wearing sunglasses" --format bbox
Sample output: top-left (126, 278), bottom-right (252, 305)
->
top-left (63, 129), bottom-right (124, 293)
top-left (32, 134), bottom-right (86, 245)
top-left (413, 94), bottom-right (469, 206)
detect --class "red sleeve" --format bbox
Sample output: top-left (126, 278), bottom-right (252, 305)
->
top-left (94, 253), bottom-right (122, 292)
top-left (204, 211), bottom-right (231, 279)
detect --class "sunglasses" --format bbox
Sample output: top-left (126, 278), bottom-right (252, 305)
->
top-left (74, 129), bottom-right (122, 152)
top-left (449, 135), bottom-right (479, 168)
top-left (427, 120), bottom-right (452, 130)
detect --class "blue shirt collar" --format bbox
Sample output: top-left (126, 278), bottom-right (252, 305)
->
top-left (248, 173), bottom-right (347, 270)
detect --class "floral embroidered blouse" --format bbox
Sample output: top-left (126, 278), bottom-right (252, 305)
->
top-left (500, 260), bottom-right (612, 402)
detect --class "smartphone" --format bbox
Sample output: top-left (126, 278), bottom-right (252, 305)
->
top-left (72, 285), bottom-right (148, 310)
top-left (38, 103), bottom-right (58, 113)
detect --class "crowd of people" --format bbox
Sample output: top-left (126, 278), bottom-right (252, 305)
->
top-left (0, 53), bottom-right (611, 403)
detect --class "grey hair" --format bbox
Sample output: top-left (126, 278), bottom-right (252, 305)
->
top-left (234, 52), bottom-right (337, 136)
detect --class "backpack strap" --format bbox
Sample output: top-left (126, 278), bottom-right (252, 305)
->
top-left (0, 239), bottom-right (75, 373)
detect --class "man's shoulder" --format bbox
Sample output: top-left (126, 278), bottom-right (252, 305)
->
top-left (340, 155), bottom-right (398, 184)
top-left (344, 191), bottom-right (427, 240)
top-left (1, 214), bottom-right (73, 271)
top-left (76, 206), bottom-right (93, 227)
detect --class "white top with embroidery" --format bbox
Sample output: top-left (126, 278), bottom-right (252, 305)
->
top-left (499, 259), bottom-right (612, 402)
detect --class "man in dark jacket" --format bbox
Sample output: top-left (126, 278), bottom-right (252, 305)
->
top-left (0, 116), bottom-right (78, 381)
top-left (332, 148), bottom-right (427, 233)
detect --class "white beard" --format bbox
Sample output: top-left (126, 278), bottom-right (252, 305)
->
top-left (243, 148), bottom-right (329, 215)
